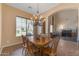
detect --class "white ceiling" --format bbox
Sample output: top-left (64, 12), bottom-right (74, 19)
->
top-left (6, 3), bottom-right (59, 15)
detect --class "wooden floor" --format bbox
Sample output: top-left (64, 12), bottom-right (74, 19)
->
top-left (1, 44), bottom-right (24, 56)
top-left (1, 38), bottom-right (79, 56)
top-left (57, 38), bottom-right (79, 56)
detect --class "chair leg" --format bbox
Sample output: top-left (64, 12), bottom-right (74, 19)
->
top-left (22, 47), bottom-right (25, 55)
top-left (22, 47), bottom-right (28, 56)
top-left (25, 49), bottom-right (27, 56)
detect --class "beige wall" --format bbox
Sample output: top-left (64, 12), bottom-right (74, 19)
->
top-left (1, 4), bottom-right (32, 48)
top-left (0, 4), bottom-right (1, 47)
top-left (78, 9), bottom-right (79, 42)
top-left (0, 4), bottom-right (2, 52)
top-left (54, 9), bottom-right (78, 32)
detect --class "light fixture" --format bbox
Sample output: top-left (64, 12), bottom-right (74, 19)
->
top-left (58, 24), bottom-right (64, 31)
top-left (31, 4), bottom-right (46, 26)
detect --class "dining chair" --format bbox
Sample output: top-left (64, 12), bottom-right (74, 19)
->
top-left (42, 38), bottom-right (60, 56)
top-left (21, 35), bottom-right (37, 56)
top-left (26, 38), bottom-right (40, 56)
top-left (51, 38), bottom-right (60, 55)
top-left (21, 35), bottom-right (28, 55)
top-left (26, 41), bottom-right (34, 56)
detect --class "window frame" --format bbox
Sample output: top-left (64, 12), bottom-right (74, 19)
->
top-left (26, 19), bottom-right (34, 36)
top-left (16, 16), bottom-right (27, 37)
top-left (16, 16), bottom-right (33, 37)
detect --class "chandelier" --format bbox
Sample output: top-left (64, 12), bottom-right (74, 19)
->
top-left (32, 4), bottom-right (46, 26)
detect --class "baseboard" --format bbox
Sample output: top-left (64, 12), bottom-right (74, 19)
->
top-left (1, 42), bottom-right (22, 49)
top-left (0, 42), bottom-right (22, 55)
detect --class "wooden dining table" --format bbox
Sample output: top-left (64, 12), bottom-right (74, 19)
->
top-left (27, 36), bottom-right (52, 55)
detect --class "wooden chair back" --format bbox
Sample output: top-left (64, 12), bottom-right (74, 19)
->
top-left (52, 38), bottom-right (59, 52)
top-left (21, 35), bottom-right (29, 47)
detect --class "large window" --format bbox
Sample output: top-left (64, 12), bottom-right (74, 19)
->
top-left (16, 16), bottom-right (34, 37)
top-left (26, 20), bottom-right (34, 35)
top-left (16, 17), bottom-right (26, 37)
top-left (37, 25), bottom-right (42, 34)
top-left (50, 25), bottom-right (53, 33)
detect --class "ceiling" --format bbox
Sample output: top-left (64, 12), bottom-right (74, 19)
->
top-left (6, 3), bottom-right (59, 15)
